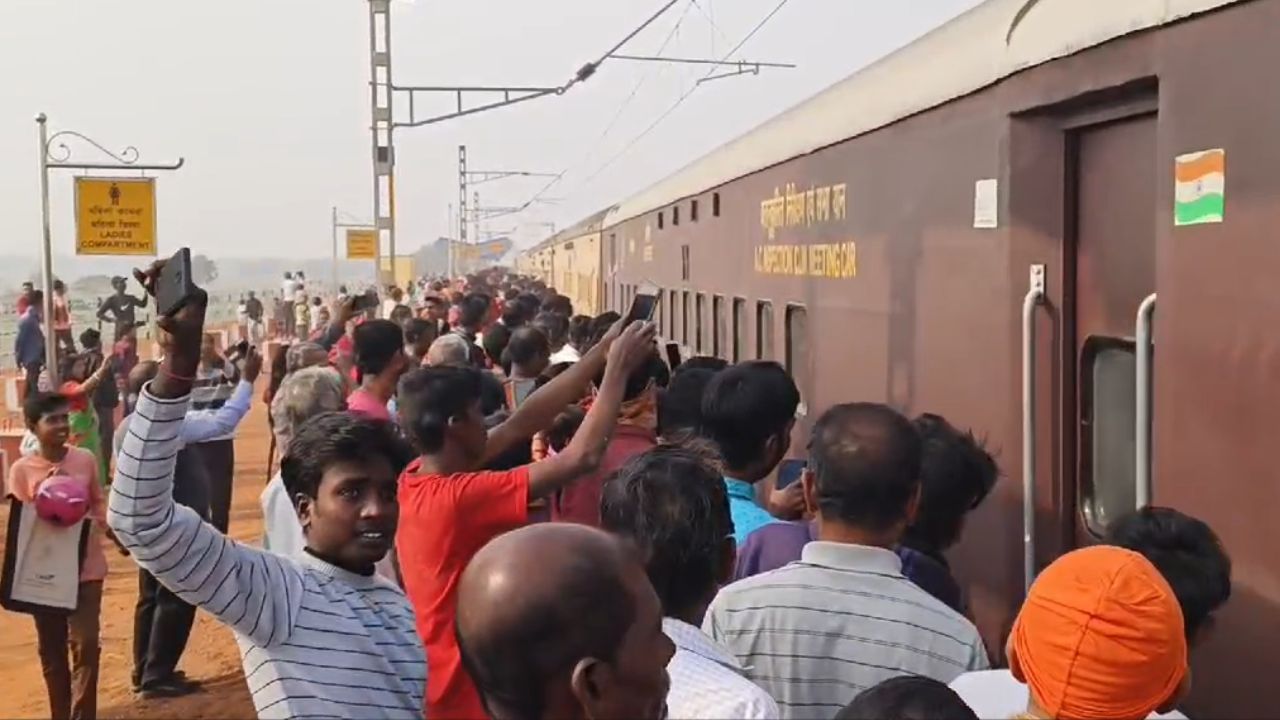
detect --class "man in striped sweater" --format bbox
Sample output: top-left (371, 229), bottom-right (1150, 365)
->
top-left (109, 260), bottom-right (425, 719)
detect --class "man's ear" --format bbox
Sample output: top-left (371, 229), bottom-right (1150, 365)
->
top-left (569, 657), bottom-right (611, 719)
top-left (295, 493), bottom-right (314, 533)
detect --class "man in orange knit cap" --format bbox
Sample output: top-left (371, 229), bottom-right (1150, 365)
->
top-left (961, 545), bottom-right (1189, 719)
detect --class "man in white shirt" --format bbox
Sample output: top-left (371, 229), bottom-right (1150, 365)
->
top-left (950, 507), bottom-right (1230, 720)
top-left (281, 272), bottom-right (299, 339)
top-left (600, 445), bottom-right (779, 719)
top-left (262, 366), bottom-right (398, 583)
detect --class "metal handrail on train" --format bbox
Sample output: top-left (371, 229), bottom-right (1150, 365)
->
top-left (1021, 264), bottom-right (1046, 596)
top-left (1135, 293), bottom-right (1157, 510)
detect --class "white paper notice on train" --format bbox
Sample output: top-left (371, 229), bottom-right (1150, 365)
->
top-left (974, 178), bottom-right (999, 229)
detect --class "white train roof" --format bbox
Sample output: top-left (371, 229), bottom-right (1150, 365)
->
top-left (602, 0), bottom-right (1243, 225)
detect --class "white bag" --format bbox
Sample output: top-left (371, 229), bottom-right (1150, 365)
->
top-left (1, 498), bottom-right (87, 614)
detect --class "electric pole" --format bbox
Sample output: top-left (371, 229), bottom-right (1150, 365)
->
top-left (368, 0), bottom-right (396, 280)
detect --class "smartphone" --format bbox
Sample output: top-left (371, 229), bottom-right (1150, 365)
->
top-left (665, 342), bottom-right (682, 370)
top-left (352, 290), bottom-right (379, 312)
top-left (624, 287), bottom-right (660, 327)
top-left (227, 340), bottom-right (250, 362)
top-left (155, 247), bottom-right (199, 317)
top-left (776, 459), bottom-right (807, 489)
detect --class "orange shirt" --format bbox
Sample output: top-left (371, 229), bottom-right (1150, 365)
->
top-left (396, 463), bottom-right (530, 720)
top-left (6, 446), bottom-right (107, 582)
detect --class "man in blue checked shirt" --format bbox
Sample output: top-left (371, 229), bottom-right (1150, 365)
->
top-left (113, 349), bottom-right (262, 699)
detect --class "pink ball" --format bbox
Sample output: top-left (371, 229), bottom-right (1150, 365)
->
top-left (35, 475), bottom-right (90, 527)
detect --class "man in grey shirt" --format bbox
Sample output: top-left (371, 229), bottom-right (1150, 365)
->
top-left (703, 403), bottom-right (989, 720)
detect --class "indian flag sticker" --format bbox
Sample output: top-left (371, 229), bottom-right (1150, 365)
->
top-left (1175, 149), bottom-right (1225, 226)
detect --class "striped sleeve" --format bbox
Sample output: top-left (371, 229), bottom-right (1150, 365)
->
top-left (108, 387), bottom-right (304, 647)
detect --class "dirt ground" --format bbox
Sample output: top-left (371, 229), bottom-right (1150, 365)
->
top-left (0, 388), bottom-right (274, 719)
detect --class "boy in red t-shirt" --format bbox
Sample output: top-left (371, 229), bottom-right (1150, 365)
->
top-left (395, 318), bottom-right (656, 719)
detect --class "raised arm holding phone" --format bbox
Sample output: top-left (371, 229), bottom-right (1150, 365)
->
top-left (108, 251), bottom-right (426, 719)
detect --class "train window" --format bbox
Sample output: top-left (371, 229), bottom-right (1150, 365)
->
top-left (732, 297), bottom-right (746, 362)
top-left (695, 293), bottom-right (707, 353)
top-left (1080, 338), bottom-right (1138, 536)
top-left (673, 206), bottom-right (680, 226)
top-left (667, 290), bottom-right (677, 340)
top-left (756, 301), bottom-right (774, 360)
top-left (713, 295), bottom-right (726, 358)
top-left (713, 192), bottom-right (721, 217)
top-left (658, 211), bottom-right (665, 230)
top-left (681, 291), bottom-right (691, 347)
top-left (681, 245), bottom-right (690, 281)
top-left (691, 199), bottom-right (700, 222)
top-left (785, 305), bottom-right (809, 414)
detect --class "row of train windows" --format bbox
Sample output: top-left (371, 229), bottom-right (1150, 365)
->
top-left (613, 284), bottom-right (809, 396)
top-left (657, 193), bottom-right (721, 230)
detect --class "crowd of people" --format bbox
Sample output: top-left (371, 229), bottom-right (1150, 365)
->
top-left (5, 261), bottom-right (1234, 720)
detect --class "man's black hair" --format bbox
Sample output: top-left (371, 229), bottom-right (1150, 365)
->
top-left (657, 367), bottom-right (720, 440)
top-left (460, 293), bottom-right (490, 330)
top-left (901, 413), bottom-right (999, 556)
top-left (514, 293), bottom-right (542, 324)
top-left (545, 405), bottom-right (585, 454)
top-left (404, 318), bottom-right (437, 347)
top-left (398, 366), bottom-right (485, 453)
top-left (679, 356), bottom-right (728, 373)
top-left (594, 350), bottom-right (666, 403)
top-left (24, 392), bottom-right (68, 428)
top-left (353, 319), bottom-right (405, 378)
top-left (456, 536), bottom-right (636, 720)
top-left (541, 294), bottom-right (573, 317)
top-left (836, 676), bottom-right (978, 720)
top-left (567, 315), bottom-right (592, 349)
top-left (503, 288), bottom-right (520, 302)
top-left (588, 312), bottom-right (621, 348)
top-left (501, 306), bottom-right (526, 329)
top-left (600, 445), bottom-right (732, 617)
top-left (79, 328), bottom-right (102, 350)
top-left (700, 361), bottom-right (799, 471)
top-left (1105, 506), bottom-right (1232, 640)
top-left (532, 312), bottom-right (569, 349)
top-left (280, 411), bottom-right (414, 501)
top-left (29, 289), bottom-right (44, 306)
top-left (808, 402), bottom-right (922, 532)
top-left (505, 327), bottom-right (549, 370)
top-left (483, 322), bottom-right (513, 369)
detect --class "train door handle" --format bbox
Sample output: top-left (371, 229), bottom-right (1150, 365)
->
top-left (1135, 293), bottom-right (1157, 510)
top-left (1022, 264), bottom-right (1047, 595)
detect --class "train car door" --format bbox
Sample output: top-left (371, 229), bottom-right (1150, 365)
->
top-left (1066, 112), bottom-right (1157, 547)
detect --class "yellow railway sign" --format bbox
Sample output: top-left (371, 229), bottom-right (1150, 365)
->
top-left (347, 229), bottom-right (378, 259)
top-left (74, 177), bottom-right (157, 256)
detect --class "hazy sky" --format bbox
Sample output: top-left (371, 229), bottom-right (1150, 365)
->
top-left (0, 0), bottom-right (984, 260)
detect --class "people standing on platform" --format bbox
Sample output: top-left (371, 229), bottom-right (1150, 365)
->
top-left (190, 333), bottom-right (243, 534)
top-left (348, 319), bottom-right (410, 422)
top-left (699, 361), bottom-right (800, 544)
top-left (704, 403), bottom-right (988, 719)
top-left (96, 276), bottom-right (147, 342)
top-left (114, 349), bottom-right (260, 699)
top-left (110, 260), bottom-right (425, 718)
top-left (16, 289), bottom-right (45, 400)
top-left (394, 319), bottom-right (656, 719)
top-left (600, 445), bottom-right (780, 719)
top-left (281, 272), bottom-right (299, 339)
top-left (16, 280), bottom-right (34, 316)
top-left (79, 329), bottom-right (120, 473)
top-left (52, 279), bottom-right (75, 354)
top-left (244, 290), bottom-right (265, 344)
top-left (9, 392), bottom-right (109, 720)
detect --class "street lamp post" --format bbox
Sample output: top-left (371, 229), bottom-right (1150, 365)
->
top-left (35, 113), bottom-right (183, 385)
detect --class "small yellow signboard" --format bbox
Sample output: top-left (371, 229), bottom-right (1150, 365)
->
top-left (74, 177), bottom-right (157, 256)
top-left (347, 229), bottom-right (378, 259)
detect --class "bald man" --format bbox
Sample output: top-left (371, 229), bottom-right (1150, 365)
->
top-left (456, 524), bottom-right (674, 720)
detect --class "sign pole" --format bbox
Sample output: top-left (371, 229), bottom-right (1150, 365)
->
top-left (331, 206), bottom-right (339, 297)
top-left (35, 113), bottom-right (184, 385)
top-left (35, 114), bottom-right (58, 389)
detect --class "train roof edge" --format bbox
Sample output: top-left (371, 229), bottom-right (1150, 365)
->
top-left (598, 0), bottom-right (1242, 224)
